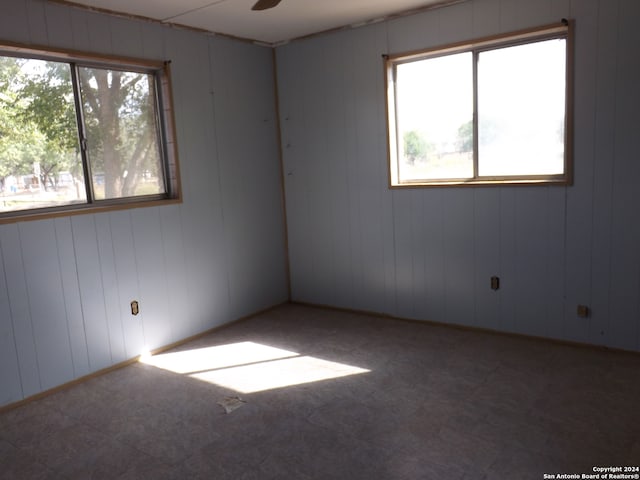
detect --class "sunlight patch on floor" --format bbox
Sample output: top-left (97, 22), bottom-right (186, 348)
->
top-left (140, 341), bottom-right (298, 374)
top-left (191, 355), bottom-right (369, 393)
top-left (140, 341), bottom-right (369, 393)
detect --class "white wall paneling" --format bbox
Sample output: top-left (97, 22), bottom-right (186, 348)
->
top-left (588, 1), bottom-right (619, 348)
top-left (277, 43), bottom-right (315, 304)
top-left (607, 0), bottom-right (640, 351)
top-left (210, 37), bottom-right (288, 321)
top-left (131, 208), bottom-right (173, 351)
top-left (2, 0), bottom-right (639, 408)
top-left (43, 1), bottom-right (75, 50)
top-left (276, 0), bottom-right (640, 352)
top-left (0, 230), bottom-right (25, 405)
top-left (0, 0), bottom-right (28, 44)
top-left (0, 0), bottom-right (287, 408)
top-left (562, 0), bottom-right (598, 345)
top-left (108, 211), bottom-right (145, 359)
top-left (0, 224), bottom-right (41, 398)
top-left (158, 205), bottom-right (191, 343)
top-left (94, 214), bottom-right (127, 365)
top-left (25, 0), bottom-right (48, 46)
top-left (473, 188), bottom-right (501, 332)
top-left (71, 215), bottom-right (112, 371)
top-left (54, 218), bottom-right (90, 378)
top-left (19, 220), bottom-right (75, 390)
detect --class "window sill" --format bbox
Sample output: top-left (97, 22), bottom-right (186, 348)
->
top-left (0, 196), bottom-right (182, 225)
top-left (389, 177), bottom-right (571, 188)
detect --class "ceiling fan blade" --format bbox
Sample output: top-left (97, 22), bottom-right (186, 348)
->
top-left (251, 0), bottom-right (282, 11)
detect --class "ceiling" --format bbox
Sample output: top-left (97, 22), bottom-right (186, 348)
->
top-left (55, 0), bottom-right (464, 45)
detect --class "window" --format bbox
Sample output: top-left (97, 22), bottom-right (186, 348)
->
top-left (0, 42), bottom-right (180, 220)
top-left (385, 21), bottom-right (572, 187)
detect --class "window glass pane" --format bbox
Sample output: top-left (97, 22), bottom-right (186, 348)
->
top-left (477, 38), bottom-right (566, 176)
top-left (78, 67), bottom-right (165, 200)
top-left (0, 57), bottom-right (85, 212)
top-left (395, 52), bottom-right (473, 182)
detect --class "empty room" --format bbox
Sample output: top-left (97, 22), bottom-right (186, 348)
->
top-left (0, 0), bottom-right (639, 478)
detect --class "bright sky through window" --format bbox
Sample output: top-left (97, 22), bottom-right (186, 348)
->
top-left (386, 22), bottom-right (571, 186)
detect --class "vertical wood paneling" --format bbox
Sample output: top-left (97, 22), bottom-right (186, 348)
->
top-left (25, 0), bottom-right (47, 46)
top-left (140, 22), bottom-right (167, 60)
top-left (54, 218), bottom-right (90, 378)
top-left (277, 0), bottom-right (640, 354)
top-left (338, 26), bottom-right (376, 312)
top-left (392, 190), bottom-right (414, 320)
top-left (213, 39), bottom-right (287, 318)
top-left (278, 43), bottom-right (315, 303)
top-left (71, 216), bottom-right (111, 370)
top-left (386, 4), bottom-right (440, 53)
top-left (472, 0), bottom-right (500, 38)
top-left (173, 31), bottom-right (230, 332)
top-left (473, 189), bottom-right (501, 331)
top-left (409, 190), bottom-right (427, 320)
top-left (94, 214), bottom-right (127, 363)
top-left (277, 47), bottom-right (305, 302)
top-left (421, 190), bottom-right (446, 323)
top-left (19, 221), bottom-right (74, 390)
top-left (69, 8), bottom-right (90, 48)
top-left (509, 0), bottom-right (553, 29)
top-left (0, 0), bottom-right (28, 43)
top-left (302, 40), bottom-right (333, 304)
top-left (551, 0), bottom-right (571, 20)
top-left (437, 1), bottom-right (473, 44)
top-left (562, 0), bottom-right (598, 344)
top-left (381, 190), bottom-right (398, 317)
top-left (85, 11), bottom-right (113, 54)
top-left (498, 188), bottom-right (517, 333)
top-left (0, 244), bottom-right (23, 405)
top-left (108, 211), bottom-right (145, 358)
top-left (343, 32), bottom-right (365, 310)
top-left (513, 190), bottom-right (552, 337)
top-left (3, 0), bottom-right (640, 407)
top-left (109, 16), bottom-right (144, 58)
top-left (545, 187), bottom-right (567, 340)
top-left (323, 31), bottom-right (354, 309)
top-left (607, 0), bottom-right (640, 351)
top-left (0, 224), bottom-right (41, 397)
top-left (0, 0), bottom-right (287, 408)
top-left (498, 0), bottom-right (519, 31)
top-left (355, 25), bottom-right (389, 314)
top-left (374, 29), bottom-right (399, 319)
top-left (159, 205), bottom-right (191, 342)
top-left (42, 1), bottom-right (74, 49)
top-left (589, 0), bottom-right (619, 346)
top-left (132, 208), bottom-right (172, 350)
top-left (442, 189), bottom-right (476, 327)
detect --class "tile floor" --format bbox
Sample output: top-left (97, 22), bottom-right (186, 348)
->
top-left (1, 304), bottom-right (639, 479)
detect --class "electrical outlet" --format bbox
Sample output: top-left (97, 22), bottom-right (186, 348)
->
top-left (577, 305), bottom-right (589, 318)
top-left (131, 300), bottom-right (139, 316)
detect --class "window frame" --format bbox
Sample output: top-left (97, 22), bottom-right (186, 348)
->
top-left (384, 21), bottom-right (574, 188)
top-left (0, 40), bottom-right (181, 223)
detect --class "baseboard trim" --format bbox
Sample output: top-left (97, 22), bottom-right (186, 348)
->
top-left (0, 301), bottom-right (287, 414)
top-left (289, 300), bottom-right (640, 357)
